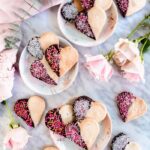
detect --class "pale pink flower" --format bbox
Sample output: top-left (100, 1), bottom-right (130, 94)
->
top-left (4, 127), bottom-right (30, 150)
top-left (113, 38), bottom-right (144, 82)
top-left (0, 49), bottom-right (17, 101)
top-left (85, 55), bottom-right (113, 82)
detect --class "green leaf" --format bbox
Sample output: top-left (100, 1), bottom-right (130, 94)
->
top-left (141, 38), bottom-right (150, 53)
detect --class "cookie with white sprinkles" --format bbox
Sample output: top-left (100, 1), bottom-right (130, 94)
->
top-left (61, 2), bottom-right (79, 22)
top-left (111, 133), bottom-right (130, 150)
top-left (27, 37), bottom-right (43, 59)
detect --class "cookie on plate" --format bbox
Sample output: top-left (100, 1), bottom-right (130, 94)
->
top-left (65, 118), bottom-right (100, 149)
top-left (73, 96), bottom-right (107, 122)
top-left (45, 105), bottom-right (74, 136)
top-left (14, 96), bottom-right (45, 127)
top-left (116, 91), bottom-right (147, 122)
top-left (75, 7), bottom-right (106, 40)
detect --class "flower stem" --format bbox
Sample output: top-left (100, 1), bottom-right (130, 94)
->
top-left (105, 50), bottom-right (115, 61)
top-left (2, 100), bottom-right (19, 129)
top-left (127, 14), bottom-right (150, 39)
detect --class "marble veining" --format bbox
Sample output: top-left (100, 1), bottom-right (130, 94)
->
top-left (0, 3), bottom-right (150, 150)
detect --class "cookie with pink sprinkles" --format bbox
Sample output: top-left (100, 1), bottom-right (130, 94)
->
top-left (14, 96), bottom-right (45, 127)
top-left (116, 91), bottom-right (147, 122)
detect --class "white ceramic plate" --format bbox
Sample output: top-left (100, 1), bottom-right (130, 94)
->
top-left (57, 0), bottom-right (118, 47)
top-left (19, 36), bottom-right (79, 95)
top-left (49, 100), bottom-right (112, 150)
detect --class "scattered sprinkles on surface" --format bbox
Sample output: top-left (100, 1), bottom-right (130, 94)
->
top-left (65, 123), bottom-right (87, 149)
top-left (111, 133), bottom-right (130, 150)
top-left (45, 109), bottom-right (66, 137)
top-left (73, 96), bottom-right (93, 120)
top-left (14, 99), bottom-right (34, 127)
top-left (61, 2), bottom-right (78, 22)
top-left (27, 37), bottom-right (43, 59)
top-left (116, 91), bottom-right (136, 122)
top-left (75, 11), bottom-right (95, 39)
top-left (45, 45), bottom-right (60, 77)
top-left (30, 60), bottom-right (57, 85)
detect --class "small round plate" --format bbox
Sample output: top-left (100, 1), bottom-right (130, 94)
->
top-left (49, 100), bottom-right (112, 150)
top-left (57, 0), bottom-right (118, 47)
top-left (19, 36), bottom-right (79, 95)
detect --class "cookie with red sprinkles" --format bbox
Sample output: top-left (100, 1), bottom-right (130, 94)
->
top-left (80, 0), bottom-right (95, 10)
top-left (45, 109), bottom-right (66, 137)
top-left (14, 99), bottom-right (34, 127)
top-left (65, 123), bottom-right (87, 149)
top-left (116, 0), bottom-right (129, 17)
top-left (116, 91), bottom-right (135, 122)
top-left (30, 60), bottom-right (57, 85)
top-left (61, 2), bottom-right (79, 22)
top-left (45, 45), bottom-right (61, 77)
top-left (75, 11), bottom-right (95, 39)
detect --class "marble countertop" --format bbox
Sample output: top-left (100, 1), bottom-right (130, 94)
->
top-left (0, 3), bottom-right (150, 150)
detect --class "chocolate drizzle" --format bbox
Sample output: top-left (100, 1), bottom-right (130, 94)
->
top-left (14, 99), bottom-right (34, 127)
top-left (45, 45), bottom-right (61, 77)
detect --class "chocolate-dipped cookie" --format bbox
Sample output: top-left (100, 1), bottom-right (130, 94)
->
top-left (73, 96), bottom-right (107, 122)
top-left (75, 7), bottom-right (106, 40)
top-left (116, 91), bottom-right (147, 122)
top-left (14, 96), bottom-right (45, 127)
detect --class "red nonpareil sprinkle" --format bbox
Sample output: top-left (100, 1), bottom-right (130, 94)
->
top-left (30, 60), bottom-right (57, 85)
top-left (45, 45), bottom-right (60, 77)
top-left (45, 109), bottom-right (66, 137)
top-left (80, 0), bottom-right (95, 10)
top-left (14, 99), bottom-right (34, 127)
top-left (116, 91), bottom-right (136, 121)
top-left (75, 11), bottom-right (95, 39)
top-left (65, 123), bottom-right (87, 149)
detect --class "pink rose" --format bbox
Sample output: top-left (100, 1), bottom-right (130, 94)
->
top-left (121, 56), bottom-right (145, 82)
top-left (85, 55), bottom-right (113, 81)
top-left (4, 127), bottom-right (30, 150)
top-left (113, 39), bottom-right (144, 82)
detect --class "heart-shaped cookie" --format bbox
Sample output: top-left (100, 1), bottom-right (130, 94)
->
top-left (116, 91), bottom-right (147, 122)
top-left (45, 45), bottom-right (78, 77)
top-left (73, 96), bottom-right (107, 122)
top-left (65, 118), bottom-right (100, 149)
top-left (30, 60), bottom-right (57, 85)
top-left (14, 96), bottom-right (45, 127)
top-left (116, 0), bottom-right (146, 17)
top-left (75, 7), bottom-right (106, 40)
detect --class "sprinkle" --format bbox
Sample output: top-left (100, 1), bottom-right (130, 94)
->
top-left (80, 0), bottom-right (95, 10)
